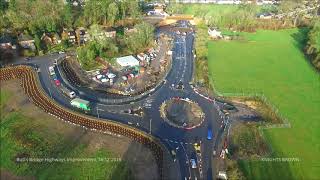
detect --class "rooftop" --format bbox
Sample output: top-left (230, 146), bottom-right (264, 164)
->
top-left (116, 56), bottom-right (140, 67)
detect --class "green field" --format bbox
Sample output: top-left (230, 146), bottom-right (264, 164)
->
top-left (0, 89), bottom-right (132, 180)
top-left (208, 29), bottom-right (320, 179)
top-left (174, 3), bottom-right (273, 15)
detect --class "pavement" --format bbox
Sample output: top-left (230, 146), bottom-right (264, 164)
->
top-left (9, 21), bottom-right (228, 180)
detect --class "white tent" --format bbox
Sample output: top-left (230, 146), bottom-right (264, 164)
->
top-left (116, 55), bottom-right (139, 67)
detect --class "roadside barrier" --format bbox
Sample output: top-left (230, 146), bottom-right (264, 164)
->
top-left (0, 66), bottom-right (165, 179)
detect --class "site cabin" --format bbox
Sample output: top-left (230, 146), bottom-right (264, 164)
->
top-left (71, 98), bottom-right (90, 111)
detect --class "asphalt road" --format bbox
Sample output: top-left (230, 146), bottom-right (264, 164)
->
top-left (11, 21), bottom-right (226, 180)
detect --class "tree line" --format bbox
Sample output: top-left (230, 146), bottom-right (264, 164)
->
top-left (0, 0), bottom-right (155, 70)
top-left (166, 0), bottom-right (319, 32)
top-left (305, 19), bottom-right (320, 71)
top-left (0, 0), bottom-right (142, 34)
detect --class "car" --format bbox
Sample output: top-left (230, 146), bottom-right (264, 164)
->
top-left (52, 74), bottom-right (58, 80)
top-left (207, 127), bottom-right (213, 140)
top-left (107, 73), bottom-right (116, 79)
top-left (49, 66), bottom-right (55, 76)
top-left (171, 150), bottom-right (177, 162)
top-left (54, 79), bottom-right (61, 86)
top-left (213, 150), bottom-right (216, 156)
top-left (69, 91), bottom-right (76, 99)
top-left (58, 51), bottom-right (65, 54)
top-left (190, 159), bottom-right (197, 169)
top-left (25, 57), bottom-right (31, 61)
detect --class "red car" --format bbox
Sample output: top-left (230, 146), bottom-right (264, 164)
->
top-left (54, 79), bottom-right (61, 86)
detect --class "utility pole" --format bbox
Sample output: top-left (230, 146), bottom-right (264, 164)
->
top-left (96, 107), bottom-right (100, 119)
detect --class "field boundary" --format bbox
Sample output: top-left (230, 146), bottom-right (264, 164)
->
top-left (0, 65), bottom-right (166, 180)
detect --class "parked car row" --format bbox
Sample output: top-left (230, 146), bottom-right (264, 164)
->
top-left (92, 69), bottom-right (117, 85)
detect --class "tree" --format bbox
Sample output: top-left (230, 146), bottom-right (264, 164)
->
top-left (305, 20), bottom-right (320, 70)
top-left (6, 0), bottom-right (65, 33)
top-left (61, 4), bottom-right (74, 28)
top-left (125, 22), bottom-right (154, 53)
top-left (107, 2), bottom-right (119, 26)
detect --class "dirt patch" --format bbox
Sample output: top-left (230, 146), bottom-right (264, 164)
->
top-left (0, 169), bottom-right (35, 180)
top-left (1, 79), bottom-right (158, 180)
top-left (160, 98), bottom-right (204, 128)
top-left (225, 97), bottom-right (282, 124)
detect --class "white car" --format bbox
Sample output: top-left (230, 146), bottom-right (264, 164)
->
top-left (49, 66), bottom-right (55, 76)
top-left (107, 73), bottom-right (116, 79)
top-left (101, 78), bottom-right (108, 83)
top-left (58, 51), bottom-right (65, 54)
top-left (190, 159), bottom-right (197, 169)
top-left (69, 91), bottom-right (76, 99)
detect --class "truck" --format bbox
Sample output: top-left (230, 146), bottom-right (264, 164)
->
top-left (61, 85), bottom-right (76, 99)
top-left (71, 98), bottom-right (90, 111)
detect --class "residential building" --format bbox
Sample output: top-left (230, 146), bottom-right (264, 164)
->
top-left (0, 35), bottom-right (13, 49)
top-left (18, 33), bottom-right (35, 50)
top-left (208, 27), bottom-right (222, 39)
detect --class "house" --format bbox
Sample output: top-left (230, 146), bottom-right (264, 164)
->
top-left (116, 56), bottom-right (140, 67)
top-left (77, 27), bottom-right (89, 45)
top-left (0, 35), bottom-right (13, 49)
top-left (208, 27), bottom-right (222, 39)
top-left (68, 30), bottom-right (76, 44)
top-left (42, 33), bottom-right (62, 45)
top-left (72, 1), bottom-right (79, 6)
top-left (104, 29), bottom-right (116, 38)
top-left (41, 33), bottom-right (53, 45)
top-left (18, 33), bottom-right (35, 50)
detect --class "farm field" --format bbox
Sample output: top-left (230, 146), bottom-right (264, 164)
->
top-left (208, 29), bottom-right (320, 179)
top-left (0, 80), bottom-right (157, 180)
top-left (174, 4), bottom-right (266, 17)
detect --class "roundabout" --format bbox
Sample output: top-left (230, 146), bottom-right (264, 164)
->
top-left (3, 20), bottom-right (228, 180)
top-left (160, 97), bottom-right (205, 129)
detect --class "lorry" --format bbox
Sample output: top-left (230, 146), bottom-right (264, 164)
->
top-left (71, 98), bottom-right (90, 111)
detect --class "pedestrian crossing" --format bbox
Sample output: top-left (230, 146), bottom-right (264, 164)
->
top-left (164, 138), bottom-right (193, 145)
